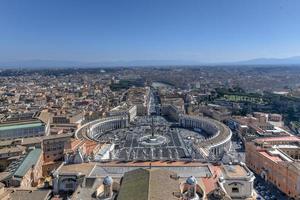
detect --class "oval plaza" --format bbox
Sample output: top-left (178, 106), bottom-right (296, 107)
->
top-left (76, 105), bottom-right (232, 162)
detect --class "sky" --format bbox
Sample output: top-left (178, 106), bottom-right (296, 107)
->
top-left (1, 0), bottom-right (300, 63)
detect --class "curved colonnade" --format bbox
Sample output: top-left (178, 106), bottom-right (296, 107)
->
top-left (75, 116), bottom-right (129, 141)
top-left (179, 115), bottom-right (232, 158)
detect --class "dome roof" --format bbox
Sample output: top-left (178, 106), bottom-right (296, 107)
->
top-left (103, 176), bottom-right (113, 185)
top-left (186, 176), bottom-right (197, 185)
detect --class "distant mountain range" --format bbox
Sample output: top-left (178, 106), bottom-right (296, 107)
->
top-left (1, 56), bottom-right (300, 68)
top-left (233, 56), bottom-right (300, 65)
top-left (0, 59), bottom-right (201, 68)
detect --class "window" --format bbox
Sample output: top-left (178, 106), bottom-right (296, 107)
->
top-left (232, 187), bottom-right (239, 193)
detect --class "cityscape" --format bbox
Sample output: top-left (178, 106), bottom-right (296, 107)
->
top-left (0, 66), bottom-right (299, 200)
top-left (1, 0), bottom-right (300, 200)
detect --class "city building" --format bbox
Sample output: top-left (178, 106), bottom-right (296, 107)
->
top-left (0, 183), bottom-right (51, 200)
top-left (198, 104), bottom-right (231, 122)
top-left (125, 87), bottom-right (150, 116)
top-left (160, 95), bottom-right (185, 114)
top-left (161, 104), bottom-right (183, 121)
top-left (0, 119), bottom-right (48, 140)
top-left (108, 103), bottom-right (137, 122)
top-left (117, 168), bottom-right (183, 200)
top-left (0, 145), bottom-right (26, 172)
top-left (42, 133), bottom-right (73, 175)
top-left (1, 148), bottom-right (43, 188)
top-left (219, 163), bottom-right (255, 199)
top-left (51, 160), bottom-right (257, 200)
top-left (246, 136), bottom-right (300, 199)
top-left (229, 112), bottom-right (288, 142)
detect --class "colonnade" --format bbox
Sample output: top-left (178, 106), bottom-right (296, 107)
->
top-left (90, 116), bottom-right (128, 139)
top-left (179, 115), bottom-right (232, 158)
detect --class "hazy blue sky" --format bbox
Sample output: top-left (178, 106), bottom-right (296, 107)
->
top-left (1, 0), bottom-right (300, 63)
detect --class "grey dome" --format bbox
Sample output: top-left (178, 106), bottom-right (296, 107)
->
top-left (103, 176), bottom-right (113, 185)
top-left (186, 176), bottom-right (197, 185)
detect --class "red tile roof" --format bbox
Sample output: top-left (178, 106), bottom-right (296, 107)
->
top-left (259, 151), bottom-right (283, 163)
top-left (255, 136), bottom-right (300, 143)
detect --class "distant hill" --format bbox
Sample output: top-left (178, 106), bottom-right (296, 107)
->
top-left (0, 60), bottom-right (95, 68)
top-left (233, 56), bottom-right (300, 65)
top-left (1, 56), bottom-right (300, 68)
top-left (0, 59), bottom-right (201, 68)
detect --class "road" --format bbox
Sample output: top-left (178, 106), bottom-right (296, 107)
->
top-left (254, 174), bottom-right (288, 200)
top-left (226, 131), bottom-right (246, 163)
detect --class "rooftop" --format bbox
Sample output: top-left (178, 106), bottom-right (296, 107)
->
top-left (259, 151), bottom-right (284, 163)
top-left (0, 133), bottom-right (72, 147)
top-left (13, 148), bottom-right (42, 178)
top-left (117, 168), bottom-right (180, 200)
top-left (255, 136), bottom-right (300, 143)
top-left (7, 189), bottom-right (51, 200)
top-left (0, 145), bottom-right (26, 155)
top-left (0, 121), bottom-right (44, 131)
top-left (222, 164), bottom-right (248, 178)
top-left (58, 162), bottom-right (96, 176)
top-left (89, 162), bottom-right (212, 178)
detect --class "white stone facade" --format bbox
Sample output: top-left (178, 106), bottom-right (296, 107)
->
top-left (219, 163), bottom-right (255, 199)
top-left (179, 115), bottom-right (232, 158)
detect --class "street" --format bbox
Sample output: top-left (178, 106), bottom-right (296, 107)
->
top-left (254, 174), bottom-right (288, 200)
